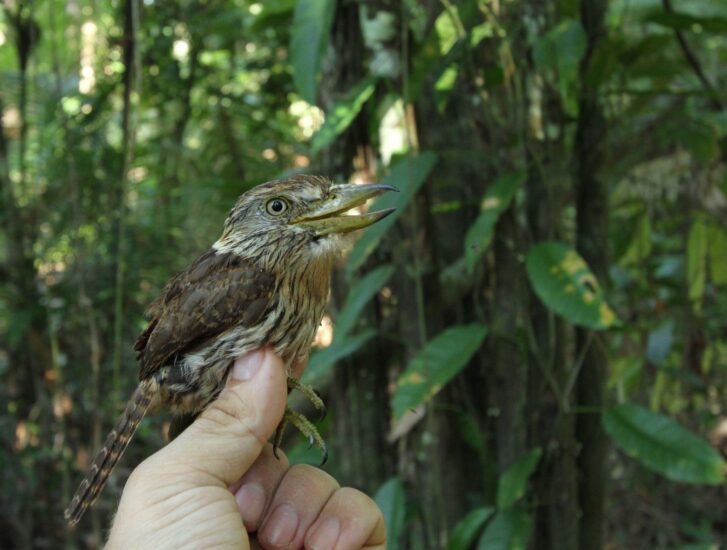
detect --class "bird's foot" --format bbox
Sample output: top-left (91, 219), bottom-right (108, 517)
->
top-left (273, 407), bottom-right (328, 465)
top-left (286, 376), bottom-right (326, 420)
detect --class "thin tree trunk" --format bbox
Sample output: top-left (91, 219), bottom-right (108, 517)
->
top-left (526, 162), bottom-right (579, 550)
top-left (111, 0), bottom-right (138, 404)
top-left (574, 1), bottom-right (609, 549)
top-left (489, 208), bottom-right (527, 471)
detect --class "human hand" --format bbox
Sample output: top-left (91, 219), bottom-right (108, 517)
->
top-left (107, 349), bottom-right (386, 550)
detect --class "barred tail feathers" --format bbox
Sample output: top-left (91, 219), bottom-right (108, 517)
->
top-left (64, 382), bottom-right (152, 527)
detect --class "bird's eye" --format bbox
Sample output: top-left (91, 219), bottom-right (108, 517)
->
top-left (265, 198), bottom-right (288, 216)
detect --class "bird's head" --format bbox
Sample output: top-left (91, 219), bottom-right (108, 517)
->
top-left (215, 175), bottom-right (396, 267)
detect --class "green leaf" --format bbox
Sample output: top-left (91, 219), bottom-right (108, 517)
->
top-left (374, 477), bottom-right (406, 550)
top-left (434, 65), bottom-right (459, 112)
top-left (449, 507), bottom-right (495, 550)
top-left (311, 79), bottom-right (376, 154)
top-left (336, 264), bottom-right (394, 338)
top-left (346, 152), bottom-right (437, 276)
top-left (525, 241), bottom-right (619, 329)
top-left (434, 6), bottom-right (460, 55)
top-left (602, 403), bottom-right (726, 485)
top-left (477, 508), bottom-right (532, 550)
top-left (392, 324), bottom-right (487, 420)
top-left (620, 212), bottom-right (651, 265)
top-left (290, 0), bottom-right (336, 103)
top-left (464, 171), bottom-right (525, 272)
top-left (533, 19), bottom-right (586, 112)
top-left (303, 329), bottom-right (376, 384)
top-left (687, 216), bottom-right (708, 308)
top-left (497, 448), bottom-right (542, 509)
top-left (707, 221), bottom-right (727, 286)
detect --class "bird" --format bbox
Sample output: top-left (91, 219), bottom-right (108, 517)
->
top-left (64, 175), bottom-right (396, 527)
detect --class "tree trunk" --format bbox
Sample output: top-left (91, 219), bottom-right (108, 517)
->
top-left (574, 2), bottom-right (609, 549)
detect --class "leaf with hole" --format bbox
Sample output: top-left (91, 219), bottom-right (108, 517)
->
top-left (526, 241), bottom-right (618, 329)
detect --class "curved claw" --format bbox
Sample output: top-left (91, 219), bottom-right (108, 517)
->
top-left (273, 415), bottom-right (287, 460)
top-left (320, 446), bottom-right (329, 466)
top-left (313, 389), bottom-right (327, 421)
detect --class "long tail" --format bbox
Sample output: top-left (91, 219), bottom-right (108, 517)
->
top-left (65, 382), bottom-right (152, 527)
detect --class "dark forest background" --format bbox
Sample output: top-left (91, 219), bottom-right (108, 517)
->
top-left (1, 0), bottom-right (726, 548)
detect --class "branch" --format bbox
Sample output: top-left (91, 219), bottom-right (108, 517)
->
top-left (662, 0), bottom-right (723, 111)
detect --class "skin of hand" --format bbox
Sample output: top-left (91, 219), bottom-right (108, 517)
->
top-left (106, 349), bottom-right (386, 550)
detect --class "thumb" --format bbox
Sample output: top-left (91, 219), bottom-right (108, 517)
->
top-left (161, 348), bottom-right (287, 486)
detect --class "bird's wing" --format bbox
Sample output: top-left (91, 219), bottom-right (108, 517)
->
top-left (134, 248), bottom-right (275, 381)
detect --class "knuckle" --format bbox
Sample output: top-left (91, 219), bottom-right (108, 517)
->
top-left (289, 463), bottom-right (339, 490)
top-left (338, 486), bottom-right (381, 516)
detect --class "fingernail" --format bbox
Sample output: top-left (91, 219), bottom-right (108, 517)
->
top-left (261, 503), bottom-right (299, 547)
top-left (308, 516), bottom-right (341, 550)
top-left (235, 482), bottom-right (266, 530)
top-left (231, 350), bottom-right (265, 382)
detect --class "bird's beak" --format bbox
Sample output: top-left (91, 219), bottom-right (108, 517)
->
top-left (291, 183), bottom-right (398, 236)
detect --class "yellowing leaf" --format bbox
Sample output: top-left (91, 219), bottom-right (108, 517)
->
top-left (526, 241), bottom-right (618, 330)
top-left (391, 324), bottom-right (487, 420)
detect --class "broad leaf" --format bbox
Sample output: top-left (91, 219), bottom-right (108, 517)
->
top-left (303, 329), bottom-right (376, 384)
top-left (526, 242), bottom-right (618, 329)
top-left (620, 212), bottom-right (651, 265)
top-left (449, 507), bottom-right (495, 550)
top-left (336, 264), bottom-right (394, 338)
top-left (532, 19), bottom-right (586, 113)
top-left (311, 78), bottom-right (376, 154)
top-left (374, 477), bottom-right (406, 550)
top-left (602, 403), bottom-right (726, 485)
top-left (392, 324), bottom-right (487, 420)
top-left (464, 171), bottom-right (525, 272)
top-left (290, 0), bottom-right (336, 103)
top-left (477, 508), bottom-right (532, 550)
top-left (687, 216), bottom-right (707, 308)
top-left (497, 448), bottom-right (542, 509)
top-left (707, 220), bottom-right (727, 285)
top-left (346, 152), bottom-right (437, 276)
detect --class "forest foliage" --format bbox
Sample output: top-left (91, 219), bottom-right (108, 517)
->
top-left (1, 0), bottom-right (726, 548)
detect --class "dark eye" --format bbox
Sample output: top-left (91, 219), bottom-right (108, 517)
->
top-left (265, 198), bottom-right (288, 216)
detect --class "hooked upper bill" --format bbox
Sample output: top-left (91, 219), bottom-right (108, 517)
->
top-left (292, 183), bottom-right (398, 236)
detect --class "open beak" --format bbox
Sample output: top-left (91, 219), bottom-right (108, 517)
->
top-left (292, 183), bottom-right (398, 236)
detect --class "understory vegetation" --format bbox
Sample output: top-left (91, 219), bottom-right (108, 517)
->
top-left (1, 0), bottom-right (726, 548)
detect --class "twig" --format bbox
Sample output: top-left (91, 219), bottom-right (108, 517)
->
top-left (662, 0), bottom-right (723, 111)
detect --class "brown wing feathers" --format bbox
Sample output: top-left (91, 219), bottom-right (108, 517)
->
top-left (137, 250), bottom-right (274, 380)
